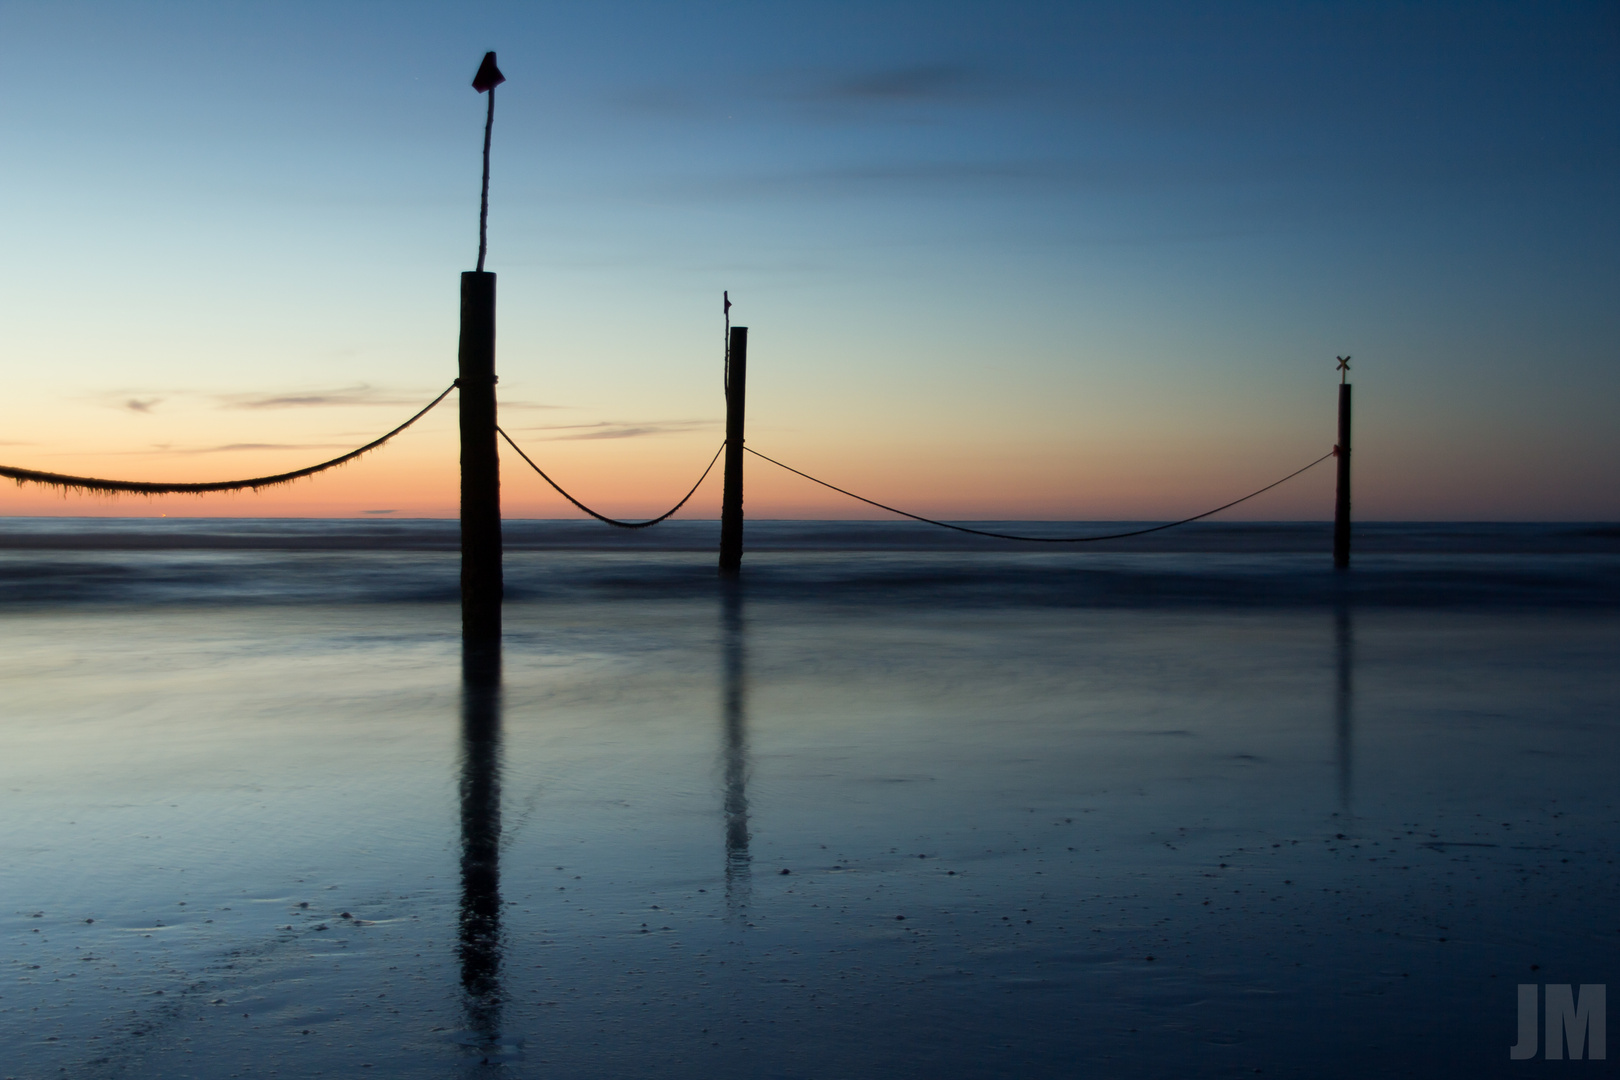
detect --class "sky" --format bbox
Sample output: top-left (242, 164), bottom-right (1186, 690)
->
top-left (0, 0), bottom-right (1615, 520)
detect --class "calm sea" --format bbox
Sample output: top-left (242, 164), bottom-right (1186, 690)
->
top-left (2, 519), bottom-right (1617, 1078)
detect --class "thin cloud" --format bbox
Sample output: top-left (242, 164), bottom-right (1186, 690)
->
top-left (217, 385), bottom-right (427, 409)
top-left (816, 63), bottom-right (988, 103)
top-left (85, 441), bottom-right (353, 456)
top-left (614, 61), bottom-right (1011, 120)
top-left (181, 442), bottom-right (351, 454)
top-left (674, 156), bottom-right (1268, 200)
top-left (553, 426), bottom-right (667, 441)
top-left (85, 391), bottom-right (168, 413)
top-left (362, 509), bottom-right (398, 515)
top-left (762, 160), bottom-right (1059, 188)
top-left (514, 419), bottom-right (719, 441)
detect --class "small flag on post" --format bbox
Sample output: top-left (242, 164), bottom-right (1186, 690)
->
top-left (472, 52), bottom-right (505, 93)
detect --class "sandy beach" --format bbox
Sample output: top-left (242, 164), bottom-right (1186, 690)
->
top-left (2, 521), bottom-right (1616, 1077)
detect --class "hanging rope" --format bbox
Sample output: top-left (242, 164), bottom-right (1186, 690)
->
top-left (742, 446), bottom-right (1337, 543)
top-left (0, 383), bottom-right (458, 496)
top-left (497, 426), bottom-right (725, 529)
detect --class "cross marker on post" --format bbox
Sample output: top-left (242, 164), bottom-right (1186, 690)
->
top-left (1333, 356), bottom-right (1353, 568)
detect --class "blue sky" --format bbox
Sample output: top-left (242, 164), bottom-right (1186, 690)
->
top-left (0, 1), bottom-right (1615, 518)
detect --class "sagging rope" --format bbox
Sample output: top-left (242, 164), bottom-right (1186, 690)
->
top-left (0, 383), bottom-right (458, 495)
top-left (498, 426), bottom-right (725, 529)
top-left (743, 446), bottom-right (1338, 543)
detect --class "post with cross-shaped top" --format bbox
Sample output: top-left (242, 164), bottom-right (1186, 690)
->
top-left (1333, 356), bottom-right (1352, 569)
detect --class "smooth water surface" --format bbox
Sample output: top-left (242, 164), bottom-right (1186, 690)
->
top-left (2, 522), bottom-right (1617, 1078)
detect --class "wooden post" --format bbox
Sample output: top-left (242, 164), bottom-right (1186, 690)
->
top-left (460, 271), bottom-right (502, 638)
top-left (718, 326), bottom-right (748, 576)
top-left (1333, 382), bottom-right (1351, 569)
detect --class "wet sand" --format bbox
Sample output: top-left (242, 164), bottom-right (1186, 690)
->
top-left (2, 526), bottom-right (1617, 1077)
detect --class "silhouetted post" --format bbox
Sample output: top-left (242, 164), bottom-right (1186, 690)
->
top-left (1333, 356), bottom-right (1352, 569)
top-left (718, 326), bottom-right (748, 576)
top-left (461, 273), bottom-right (501, 639)
top-left (462, 52), bottom-right (506, 641)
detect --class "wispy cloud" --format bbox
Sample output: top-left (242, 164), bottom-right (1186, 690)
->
top-left (88, 441), bottom-right (352, 456)
top-left (554, 426), bottom-right (668, 441)
top-left (812, 63), bottom-right (990, 104)
top-left (618, 60), bottom-right (1009, 115)
top-left (188, 442), bottom-right (350, 454)
top-left (650, 155), bottom-right (1317, 218)
top-left (513, 419), bottom-right (718, 441)
top-left (729, 159), bottom-right (1063, 192)
top-left (217, 385), bottom-right (427, 409)
top-left (86, 391), bottom-right (167, 413)
top-left (362, 509), bottom-right (398, 515)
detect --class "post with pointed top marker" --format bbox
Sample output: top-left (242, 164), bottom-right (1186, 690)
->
top-left (462, 52), bottom-right (506, 642)
top-left (718, 326), bottom-right (748, 576)
top-left (1333, 357), bottom-right (1352, 569)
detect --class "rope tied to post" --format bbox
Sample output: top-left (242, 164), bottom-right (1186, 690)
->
top-left (0, 383), bottom-right (458, 496)
top-left (497, 425), bottom-right (725, 529)
top-left (742, 446), bottom-right (1338, 543)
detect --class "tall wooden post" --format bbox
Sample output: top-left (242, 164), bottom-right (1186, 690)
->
top-left (460, 271), bottom-right (502, 638)
top-left (1333, 381), bottom-right (1352, 569)
top-left (718, 326), bottom-right (748, 576)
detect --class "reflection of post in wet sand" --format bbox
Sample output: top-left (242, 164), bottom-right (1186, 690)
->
top-left (1334, 605), bottom-right (1354, 813)
top-left (721, 584), bottom-right (752, 911)
top-left (458, 639), bottom-right (507, 1058)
